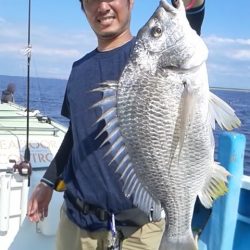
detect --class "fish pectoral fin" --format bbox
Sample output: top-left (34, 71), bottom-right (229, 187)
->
top-left (208, 91), bottom-right (241, 130)
top-left (178, 80), bottom-right (197, 155)
top-left (167, 80), bottom-right (197, 168)
top-left (198, 162), bottom-right (230, 208)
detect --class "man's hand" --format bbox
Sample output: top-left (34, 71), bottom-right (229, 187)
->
top-left (27, 182), bottom-right (53, 222)
top-left (183, 0), bottom-right (205, 9)
top-left (172, 0), bottom-right (205, 9)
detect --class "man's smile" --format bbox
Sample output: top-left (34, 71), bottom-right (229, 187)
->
top-left (97, 15), bottom-right (115, 25)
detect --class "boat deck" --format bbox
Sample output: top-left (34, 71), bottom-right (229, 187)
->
top-left (0, 102), bottom-right (66, 135)
top-left (0, 102), bottom-right (66, 250)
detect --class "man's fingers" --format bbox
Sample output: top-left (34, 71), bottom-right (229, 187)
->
top-left (28, 212), bottom-right (39, 222)
top-left (27, 200), bottom-right (38, 218)
top-left (37, 208), bottom-right (48, 221)
top-left (38, 210), bottom-right (44, 221)
top-left (28, 208), bottom-right (46, 222)
top-left (43, 208), bottom-right (48, 217)
top-left (27, 201), bottom-right (49, 222)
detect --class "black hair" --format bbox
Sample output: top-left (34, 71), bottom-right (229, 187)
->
top-left (79, 0), bottom-right (83, 10)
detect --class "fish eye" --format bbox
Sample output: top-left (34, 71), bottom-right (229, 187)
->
top-left (151, 26), bottom-right (162, 38)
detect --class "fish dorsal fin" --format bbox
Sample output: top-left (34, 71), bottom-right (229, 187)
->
top-left (198, 162), bottom-right (230, 208)
top-left (208, 91), bottom-right (241, 130)
top-left (91, 81), bottom-right (161, 219)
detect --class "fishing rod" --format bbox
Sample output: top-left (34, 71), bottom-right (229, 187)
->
top-left (24, 0), bottom-right (31, 163)
top-left (10, 0), bottom-right (32, 184)
top-left (11, 0), bottom-right (33, 184)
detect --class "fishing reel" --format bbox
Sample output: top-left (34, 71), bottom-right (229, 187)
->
top-left (9, 159), bottom-right (32, 177)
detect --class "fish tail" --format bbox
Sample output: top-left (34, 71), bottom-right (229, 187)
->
top-left (159, 230), bottom-right (198, 250)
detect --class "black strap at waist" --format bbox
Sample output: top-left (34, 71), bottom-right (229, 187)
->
top-left (64, 189), bottom-right (145, 227)
top-left (65, 189), bottom-right (111, 221)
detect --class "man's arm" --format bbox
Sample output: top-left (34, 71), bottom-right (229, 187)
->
top-left (184, 0), bottom-right (205, 36)
top-left (41, 123), bottom-right (73, 188)
top-left (27, 124), bottom-right (73, 222)
top-left (172, 0), bottom-right (205, 35)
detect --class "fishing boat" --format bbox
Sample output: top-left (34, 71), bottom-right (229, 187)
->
top-left (0, 1), bottom-right (66, 249)
top-left (0, 1), bottom-right (249, 250)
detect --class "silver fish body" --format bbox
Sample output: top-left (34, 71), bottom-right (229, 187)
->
top-left (93, 1), bottom-right (241, 249)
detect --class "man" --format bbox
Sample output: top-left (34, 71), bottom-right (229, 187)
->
top-left (1, 83), bottom-right (15, 103)
top-left (28, 1), bottom-right (205, 249)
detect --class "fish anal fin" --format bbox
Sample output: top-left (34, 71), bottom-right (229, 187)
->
top-left (198, 162), bottom-right (230, 208)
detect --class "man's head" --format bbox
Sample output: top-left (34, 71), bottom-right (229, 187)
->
top-left (6, 83), bottom-right (16, 93)
top-left (79, 0), bottom-right (134, 44)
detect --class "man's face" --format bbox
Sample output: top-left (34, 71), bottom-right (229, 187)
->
top-left (82, 0), bottom-right (133, 40)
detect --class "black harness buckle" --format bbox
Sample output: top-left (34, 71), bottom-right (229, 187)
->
top-left (76, 198), bottom-right (89, 214)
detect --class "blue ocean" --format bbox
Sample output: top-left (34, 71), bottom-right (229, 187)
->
top-left (0, 75), bottom-right (249, 174)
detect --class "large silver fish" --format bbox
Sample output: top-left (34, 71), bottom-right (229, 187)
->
top-left (92, 0), bottom-right (241, 249)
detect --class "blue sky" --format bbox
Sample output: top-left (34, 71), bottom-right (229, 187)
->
top-left (0, 0), bottom-right (250, 89)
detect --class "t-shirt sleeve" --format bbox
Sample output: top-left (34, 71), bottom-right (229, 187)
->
top-left (41, 123), bottom-right (73, 188)
top-left (186, 1), bottom-right (205, 35)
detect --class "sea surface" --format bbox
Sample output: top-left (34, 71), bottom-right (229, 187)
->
top-left (0, 75), bottom-right (249, 175)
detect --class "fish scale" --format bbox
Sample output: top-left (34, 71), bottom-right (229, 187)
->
top-left (118, 66), bottom-right (211, 236)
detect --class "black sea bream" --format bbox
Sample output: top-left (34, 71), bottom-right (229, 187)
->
top-left (92, 0), bottom-right (241, 249)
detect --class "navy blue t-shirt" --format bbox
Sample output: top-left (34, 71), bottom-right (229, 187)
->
top-left (62, 39), bottom-right (137, 230)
